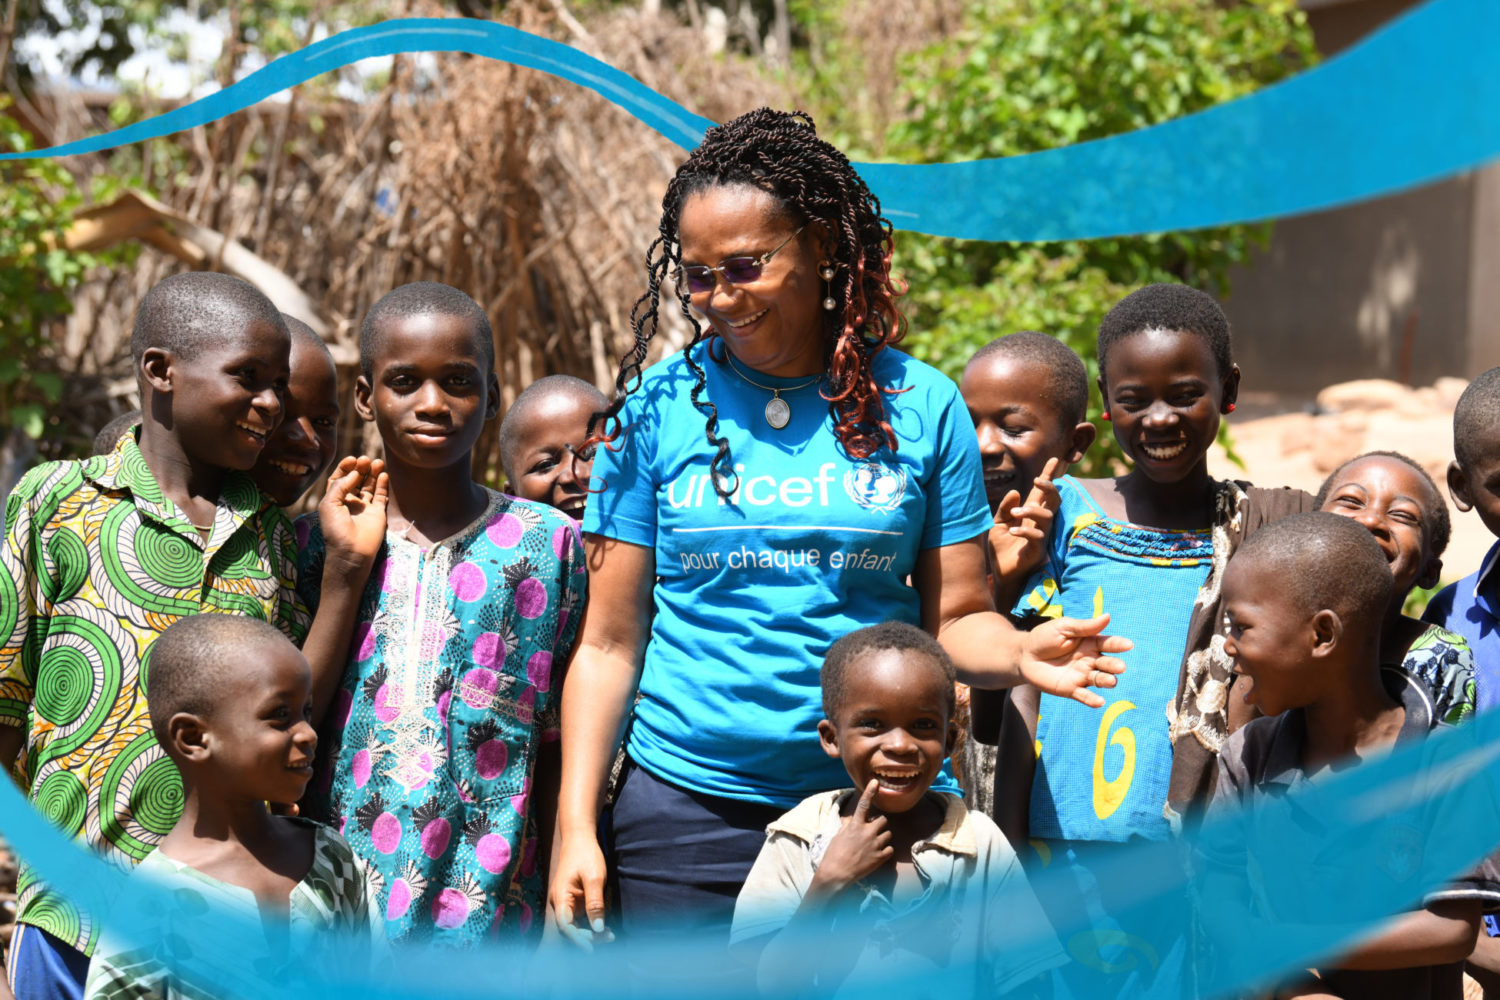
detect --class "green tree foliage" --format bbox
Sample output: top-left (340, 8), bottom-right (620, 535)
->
top-left (0, 103), bottom-right (103, 446)
top-left (806, 0), bottom-right (1317, 474)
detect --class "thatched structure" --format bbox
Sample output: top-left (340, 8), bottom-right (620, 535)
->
top-left (21, 0), bottom-right (790, 498)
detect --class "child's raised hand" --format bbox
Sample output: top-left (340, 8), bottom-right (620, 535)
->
top-left (1020, 613), bottom-right (1132, 709)
top-left (319, 456), bottom-right (389, 567)
top-left (810, 780), bottom-right (893, 896)
top-left (988, 457), bottom-right (1062, 587)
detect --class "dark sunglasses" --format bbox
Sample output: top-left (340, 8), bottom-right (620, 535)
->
top-left (677, 224), bottom-right (806, 295)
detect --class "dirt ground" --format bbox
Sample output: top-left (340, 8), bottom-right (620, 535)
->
top-left (1208, 376), bottom-right (1491, 585)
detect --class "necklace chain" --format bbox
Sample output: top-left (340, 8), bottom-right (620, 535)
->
top-left (723, 353), bottom-right (821, 430)
top-left (723, 353), bottom-right (822, 394)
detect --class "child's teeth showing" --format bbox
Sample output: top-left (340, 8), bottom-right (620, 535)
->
top-left (1143, 442), bottom-right (1186, 461)
top-left (270, 460), bottom-right (309, 476)
top-left (236, 422), bottom-right (266, 442)
top-left (874, 768), bottom-right (918, 790)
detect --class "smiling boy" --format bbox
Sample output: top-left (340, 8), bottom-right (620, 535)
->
top-left (1210, 513), bottom-right (1499, 1000)
top-left (296, 283), bottom-right (586, 946)
top-left (83, 615), bottom-right (381, 1000)
top-left (250, 316), bottom-right (341, 509)
top-left (498, 375), bottom-right (607, 522)
top-left (731, 622), bottom-right (1064, 998)
top-left (0, 272), bottom-right (309, 1000)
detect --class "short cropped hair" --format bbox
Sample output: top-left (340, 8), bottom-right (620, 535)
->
top-left (146, 614), bottom-right (292, 748)
top-left (282, 314), bottom-right (331, 358)
top-left (359, 282), bottom-right (495, 379)
top-left (1454, 366), bottom-right (1500, 470)
top-left (1097, 283), bottom-right (1233, 381)
top-left (1232, 512), bottom-right (1393, 630)
top-left (129, 272), bottom-right (287, 364)
top-left (499, 375), bottom-right (609, 482)
top-left (1314, 450), bottom-right (1451, 558)
top-left (91, 410), bottom-right (141, 456)
top-left (965, 331), bottom-right (1089, 426)
top-left (822, 621), bottom-right (956, 719)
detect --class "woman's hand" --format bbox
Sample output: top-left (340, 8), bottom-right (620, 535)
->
top-left (988, 457), bottom-right (1061, 588)
top-left (1021, 614), bottom-right (1131, 708)
top-left (550, 536), bottom-right (655, 949)
top-left (318, 456), bottom-right (388, 570)
top-left (549, 831), bottom-right (615, 951)
top-left (808, 781), bottom-right (892, 899)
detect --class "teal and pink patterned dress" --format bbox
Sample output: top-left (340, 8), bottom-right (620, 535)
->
top-left (296, 491), bottom-right (585, 945)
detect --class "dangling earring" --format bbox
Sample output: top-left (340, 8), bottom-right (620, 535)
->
top-left (1225, 402), bottom-right (1236, 413)
top-left (1101, 411), bottom-right (1112, 421)
top-left (819, 261), bottom-right (837, 311)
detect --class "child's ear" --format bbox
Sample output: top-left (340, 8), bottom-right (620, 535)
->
top-left (353, 375), bottom-right (375, 424)
top-left (485, 372), bottom-right (502, 422)
top-left (140, 348), bottom-right (174, 395)
top-left (1221, 364), bottom-right (1242, 414)
top-left (1448, 460), bottom-right (1475, 513)
top-left (1067, 422), bottom-right (1097, 465)
top-left (817, 719), bottom-right (841, 760)
top-left (1417, 554), bottom-right (1443, 591)
top-left (1309, 608), bottom-right (1342, 658)
top-left (167, 713), bottom-right (210, 763)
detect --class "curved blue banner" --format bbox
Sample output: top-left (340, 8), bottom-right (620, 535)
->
top-left (1, 0), bottom-right (1496, 240)
top-left (3, 703), bottom-right (1500, 999)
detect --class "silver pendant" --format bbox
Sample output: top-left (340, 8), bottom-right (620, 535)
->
top-left (765, 394), bottom-right (791, 429)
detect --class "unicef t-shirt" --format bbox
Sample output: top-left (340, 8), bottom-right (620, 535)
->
top-left (583, 342), bottom-right (991, 807)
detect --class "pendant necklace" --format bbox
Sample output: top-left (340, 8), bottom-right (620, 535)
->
top-left (724, 353), bottom-right (821, 430)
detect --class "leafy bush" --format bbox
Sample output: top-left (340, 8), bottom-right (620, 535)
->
top-left (803, 0), bottom-right (1317, 475)
top-left (0, 103), bottom-right (100, 447)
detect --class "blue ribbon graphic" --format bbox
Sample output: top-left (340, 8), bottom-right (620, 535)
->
top-left (2, 0), bottom-right (1496, 239)
top-left (4, 703), bottom-right (1499, 999)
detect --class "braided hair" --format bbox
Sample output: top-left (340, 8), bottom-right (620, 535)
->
top-left (595, 108), bottom-right (907, 499)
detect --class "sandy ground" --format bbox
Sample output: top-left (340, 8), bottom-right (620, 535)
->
top-left (1207, 376), bottom-right (1492, 585)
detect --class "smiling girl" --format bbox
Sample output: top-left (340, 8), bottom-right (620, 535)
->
top-left (1005, 285), bottom-right (1320, 834)
top-left (999, 283), bottom-right (1314, 993)
top-left (1315, 451), bottom-right (1476, 725)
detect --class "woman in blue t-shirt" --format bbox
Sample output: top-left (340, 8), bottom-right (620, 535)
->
top-left (548, 108), bottom-right (1131, 947)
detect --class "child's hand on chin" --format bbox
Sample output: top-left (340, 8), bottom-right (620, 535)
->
top-left (319, 456), bottom-right (389, 569)
top-left (810, 780), bottom-right (893, 896)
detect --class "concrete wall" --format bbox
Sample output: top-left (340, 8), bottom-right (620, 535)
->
top-left (1225, 175), bottom-right (1477, 392)
top-left (1222, 0), bottom-right (1498, 390)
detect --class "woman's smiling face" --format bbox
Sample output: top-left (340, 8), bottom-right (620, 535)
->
top-left (677, 184), bottom-right (826, 378)
top-left (1099, 327), bottom-right (1238, 485)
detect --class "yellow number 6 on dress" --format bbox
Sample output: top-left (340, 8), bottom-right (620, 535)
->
top-left (1092, 700), bottom-right (1136, 819)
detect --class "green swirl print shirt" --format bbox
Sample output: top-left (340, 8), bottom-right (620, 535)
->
top-left (0, 432), bottom-right (310, 954)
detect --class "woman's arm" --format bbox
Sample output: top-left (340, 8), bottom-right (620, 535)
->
top-left (916, 536), bottom-right (1130, 707)
top-left (548, 534), bottom-right (655, 949)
